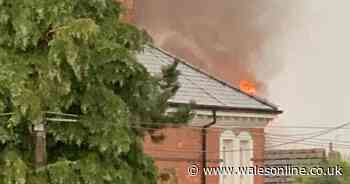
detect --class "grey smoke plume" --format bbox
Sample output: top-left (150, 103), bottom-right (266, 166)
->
top-left (135, 0), bottom-right (293, 94)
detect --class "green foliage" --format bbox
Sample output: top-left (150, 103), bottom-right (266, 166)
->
top-left (293, 158), bottom-right (350, 184)
top-left (0, 0), bottom-right (192, 183)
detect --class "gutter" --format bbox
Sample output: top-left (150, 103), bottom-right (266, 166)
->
top-left (169, 102), bottom-right (283, 115)
top-left (201, 110), bottom-right (217, 184)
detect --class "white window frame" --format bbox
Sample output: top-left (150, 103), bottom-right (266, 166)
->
top-left (219, 130), bottom-right (254, 184)
top-left (237, 131), bottom-right (254, 184)
top-left (219, 130), bottom-right (240, 184)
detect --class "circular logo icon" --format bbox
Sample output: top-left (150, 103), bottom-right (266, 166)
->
top-left (188, 164), bottom-right (200, 176)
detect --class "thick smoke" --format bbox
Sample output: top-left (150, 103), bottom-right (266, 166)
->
top-left (135, 0), bottom-right (292, 95)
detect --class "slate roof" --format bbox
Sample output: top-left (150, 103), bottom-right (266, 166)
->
top-left (136, 45), bottom-right (281, 113)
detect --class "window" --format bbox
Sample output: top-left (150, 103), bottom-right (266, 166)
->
top-left (223, 139), bottom-right (234, 165)
top-left (220, 130), bottom-right (237, 184)
top-left (238, 132), bottom-right (253, 184)
top-left (220, 130), bottom-right (253, 184)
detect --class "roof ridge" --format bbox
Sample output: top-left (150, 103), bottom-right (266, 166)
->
top-left (148, 44), bottom-right (281, 111)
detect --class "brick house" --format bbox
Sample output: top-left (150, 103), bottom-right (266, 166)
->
top-left (136, 46), bottom-right (282, 184)
top-left (119, 1), bottom-right (282, 183)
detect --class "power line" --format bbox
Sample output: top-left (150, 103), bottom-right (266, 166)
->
top-left (129, 124), bottom-right (331, 141)
top-left (145, 138), bottom-right (350, 155)
top-left (267, 139), bottom-right (350, 150)
top-left (145, 122), bottom-right (350, 154)
top-left (267, 125), bottom-right (350, 130)
top-left (46, 118), bottom-right (78, 123)
top-left (266, 137), bottom-right (350, 148)
top-left (2, 111), bottom-right (350, 153)
top-left (266, 134), bottom-right (350, 144)
top-left (2, 111), bottom-right (350, 130)
top-left (267, 122), bottom-right (350, 149)
top-left (44, 111), bottom-right (79, 118)
top-left (0, 112), bottom-right (15, 117)
top-left (37, 116), bottom-right (350, 152)
top-left (265, 131), bottom-right (335, 137)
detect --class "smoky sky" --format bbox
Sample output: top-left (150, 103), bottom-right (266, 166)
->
top-left (135, 0), bottom-right (294, 94)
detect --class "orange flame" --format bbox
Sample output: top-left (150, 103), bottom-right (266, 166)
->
top-left (239, 80), bottom-right (257, 95)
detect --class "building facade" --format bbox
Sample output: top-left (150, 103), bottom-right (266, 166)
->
top-left (119, 0), bottom-right (282, 183)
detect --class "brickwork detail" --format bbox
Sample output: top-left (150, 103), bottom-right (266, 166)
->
top-left (144, 127), bottom-right (266, 184)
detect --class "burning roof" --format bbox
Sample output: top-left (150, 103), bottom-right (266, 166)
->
top-left (137, 45), bottom-right (281, 113)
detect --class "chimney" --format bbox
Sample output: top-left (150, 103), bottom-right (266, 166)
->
top-left (117, 0), bottom-right (135, 23)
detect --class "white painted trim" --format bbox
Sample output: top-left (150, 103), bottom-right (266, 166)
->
top-left (220, 130), bottom-right (237, 184)
top-left (193, 109), bottom-right (277, 119)
top-left (167, 108), bottom-right (277, 119)
top-left (237, 131), bottom-right (254, 184)
top-left (219, 130), bottom-right (255, 184)
top-left (220, 130), bottom-right (236, 138)
top-left (213, 119), bottom-right (270, 129)
top-left (238, 131), bottom-right (253, 141)
top-left (189, 110), bottom-right (273, 128)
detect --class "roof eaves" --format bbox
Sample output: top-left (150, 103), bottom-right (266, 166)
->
top-left (169, 102), bottom-right (283, 115)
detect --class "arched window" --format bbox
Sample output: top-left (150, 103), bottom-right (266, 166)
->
top-left (219, 130), bottom-right (239, 184)
top-left (219, 130), bottom-right (253, 184)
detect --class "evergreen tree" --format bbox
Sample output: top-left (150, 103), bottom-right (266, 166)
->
top-left (0, 0), bottom-right (191, 183)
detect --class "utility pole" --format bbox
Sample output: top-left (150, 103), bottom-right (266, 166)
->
top-left (0, 113), bottom-right (48, 168)
top-left (328, 142), bottom-right (340, 160)
top-left (329, 142), bottom-right (334, 153)
top-left (0, 112), bottom-right (78, 168)
top-left (34, 123), bottom-right (47, 168)
top-left (32, 112), bottom-right (78, 168)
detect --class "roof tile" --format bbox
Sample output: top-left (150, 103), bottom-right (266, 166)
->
top-left (137, 46), bottom-right (280, 112)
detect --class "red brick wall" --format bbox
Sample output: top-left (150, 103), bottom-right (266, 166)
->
top-left (144, 127), bottom-right (202, 184)
top-left (144, 127), bottom-right (266, 184)
top-left (251, 128), bottom-right (266, 184)
top-left (117, 0), bottom-right (135, 23)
